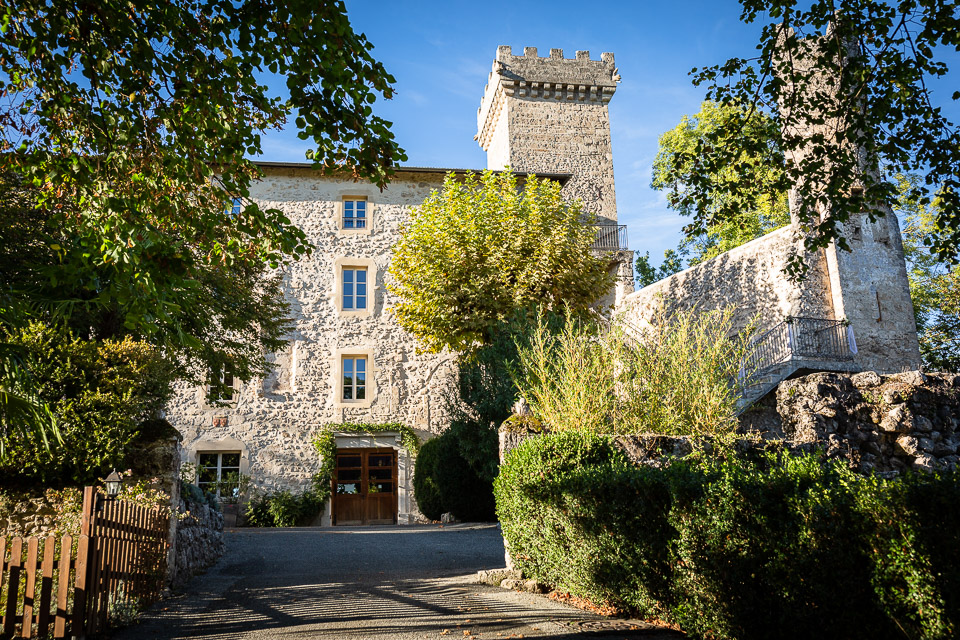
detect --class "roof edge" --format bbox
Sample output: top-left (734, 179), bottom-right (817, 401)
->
top-left (249, 160), bottom-right (572, 185)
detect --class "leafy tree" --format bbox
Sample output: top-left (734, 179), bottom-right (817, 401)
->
top-left (0, 323), bottom-right (176, 487)
top-left (690, 1), bottom-right (959, 276)
top-left (898, 174), bottom-right (960, 371)
top-left (637, 101), bottom-right (790, 287)
top-left (0, 0), bottom-right (405, 388)
top-left (388, 170), bottom-right (614, 354)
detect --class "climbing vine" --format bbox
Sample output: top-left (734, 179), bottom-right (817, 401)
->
top-left (310, 422), bottom-right (422, 494)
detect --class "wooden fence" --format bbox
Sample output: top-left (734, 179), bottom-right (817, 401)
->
top-left (0, 487), bottom-right (169, 639)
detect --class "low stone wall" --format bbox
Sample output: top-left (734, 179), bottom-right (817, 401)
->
top-left (0, 488), bottom-right (83, 538)
top-left (173, 497), bottom-right (225, 589)
top-left (499, 370), bottom-right (960, 476)
top-left (756, 370), bottom-right (960, 474)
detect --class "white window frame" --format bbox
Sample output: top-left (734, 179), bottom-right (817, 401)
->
top-left (341, 355), bottom-right (367, 402)
top-left (207, 363), bottom-right (235, 404)
top-left (337, 195), bottom-right (374, 235)
top-left (333, 347), bottom-right (376, 408)
top-left (196, 450), bottom-right (242, 500)
top-left (333, 257), bottom-right (376, 317)
top-left (341, 267), bottom-right (368, 311)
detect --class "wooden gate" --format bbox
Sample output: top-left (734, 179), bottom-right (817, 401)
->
top-left (0, 487), bottom-right (169, 638)
top-left (332, 448), bottom-right (398, 525)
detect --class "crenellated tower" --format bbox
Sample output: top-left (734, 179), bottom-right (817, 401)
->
top-left (476, 46), bottom-right (621, 223)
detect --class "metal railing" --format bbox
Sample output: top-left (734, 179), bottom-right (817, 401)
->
top-left (743, 316), bottom-right (854, 379)
top-left (591, 224), bottom-right (628, 252)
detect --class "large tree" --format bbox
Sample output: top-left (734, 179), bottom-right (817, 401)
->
top-left (687, 1), bottom-right (959, 276)
top-left (387, 170), bottom-right (614, 354)
top-left (0, 0), bottom-right (405, 390)
top-left (898, 174), bottom-right (960, 371)
top-left (638, 101), bottom-right (790, 286)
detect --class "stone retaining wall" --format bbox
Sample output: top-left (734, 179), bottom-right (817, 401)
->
top-left (0, 488), bottom-right (83, 538)
top-left (172, 497), bottom-right (225, 589)
top-left (755, 370), bottom-right (960, 474)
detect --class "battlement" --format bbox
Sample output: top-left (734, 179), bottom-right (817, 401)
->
top-left (474, 45), bottom-right (620, 221)
top-left (477, 45), bottom-right (620, 158)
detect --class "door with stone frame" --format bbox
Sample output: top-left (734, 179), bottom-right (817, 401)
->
top-left (332, 447), bottom-right (398, 525)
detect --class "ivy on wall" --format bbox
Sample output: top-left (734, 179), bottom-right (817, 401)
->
top-left (310, 422), bottom-right (422, 496)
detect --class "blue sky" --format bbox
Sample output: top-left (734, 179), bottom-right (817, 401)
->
top-left (258, 0), bottom-right (960, 268)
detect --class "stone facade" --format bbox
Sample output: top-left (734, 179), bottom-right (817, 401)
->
top-left (167, 167), bottom-right (460, 523)
top-left (166, 46), bottom-right (630, 523)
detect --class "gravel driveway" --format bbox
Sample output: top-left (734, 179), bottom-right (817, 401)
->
top-left (112, 524), bottom-right (682, 639)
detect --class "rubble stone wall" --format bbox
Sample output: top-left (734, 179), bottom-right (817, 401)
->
top-left (616, 226), bottom-right (834, 335)
top-left (173, 497), bottom-right (224, 589)
top-left (500, 370), bottom-right (960, 476)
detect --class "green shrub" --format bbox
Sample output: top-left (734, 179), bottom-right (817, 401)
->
top-left (0, 322), bottom-right (175, 487)
top-left (495, 432), bottom-right (960, 639)
top-left (243, 472), bottom-right (330, 527)
top-left (412, 435), bottom-right (444, 521)
top-left (413, 430), bottom-right (496, 522)
top-left (511, 307), bottom-right (755, 436)
top-left (433, 431), bottom-right (496, 522)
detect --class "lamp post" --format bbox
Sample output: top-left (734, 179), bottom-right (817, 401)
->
top-left (105, 470), bottom-right (122, 500)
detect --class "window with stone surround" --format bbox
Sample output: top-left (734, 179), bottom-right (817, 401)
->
top-left (197, 451), bottom-right (241, 500)
top-left (334, 348), bottom-right (376, 408)
top-left (207, 363), bottom-right (234, 403)
top-left (342, 355), bottom-right (367, 401)
top-left (342, 267), bottom-right (368, 311)
top-left (334, 257), bottom-right (376, 317)
top-left (342, 197), bottom-right (367, 230)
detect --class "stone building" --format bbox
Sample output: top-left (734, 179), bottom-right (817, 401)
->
top-left (165, 46), bottom-right (633, 525)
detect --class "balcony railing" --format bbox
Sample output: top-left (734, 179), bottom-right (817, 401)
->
top-left (591, 224), bottom-right (628, 252)
top-left (743, 317), bottom-right (854, 380)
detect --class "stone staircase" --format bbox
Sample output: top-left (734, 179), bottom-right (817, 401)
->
top-left (735, 317), bottom-right (858, 414)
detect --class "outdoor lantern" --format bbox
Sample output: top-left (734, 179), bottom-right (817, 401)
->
top-left (105, 470), bottom-right (122, 499)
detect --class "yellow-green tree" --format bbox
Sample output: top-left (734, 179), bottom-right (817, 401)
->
top-left (388, 170), bottom-right (613, 354)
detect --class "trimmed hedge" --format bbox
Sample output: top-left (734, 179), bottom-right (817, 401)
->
top-left (494, 432), bottom-right (960, 640)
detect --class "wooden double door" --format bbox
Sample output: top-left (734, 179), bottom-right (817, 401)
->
top-left (332, 448), bottom-right (398, 525)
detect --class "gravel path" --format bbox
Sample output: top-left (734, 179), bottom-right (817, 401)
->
top-left (112, 524), bottom-right (683, 639)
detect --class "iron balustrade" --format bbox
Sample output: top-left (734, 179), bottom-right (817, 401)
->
top-left (591, 224), bottom-right (628, 251)
top-left (742, 317), bottom-right (853, 383)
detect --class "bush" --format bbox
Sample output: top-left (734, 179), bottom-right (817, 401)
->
top-left (412, 436), bottom-right (444, 521)
top-left (243, 473), bottom-right (329, 527)
top-left (495, 432), bottom-right (960, 640)
top-left (0, 322), bottom-right (175, 487)
top-left (511, 306), bottom-right (755, 436)
top-left (412, 430), bottom-right (496, 522)
top-left (433, 431), bottom-right (496, 522)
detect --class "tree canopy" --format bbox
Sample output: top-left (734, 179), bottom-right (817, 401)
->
top-left (638, 101), bottom-right (790, 287)
top-left (898, 174), bottom-right (960, 371)
top-left (387, 170), bottom-right (614, 354)
top-left (689, 1), bottom-right (959, 276)
top-left (0, 0), bottom-right (405, 385)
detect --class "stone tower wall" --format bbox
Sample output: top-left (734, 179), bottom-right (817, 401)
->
top-left (617, 226), bottom-right (835, 334)
top-left (775, 26), bottom-right (921, 372)
top-left (477, 46), bottom-right (620, 222)
top-left (617, 26), bottom-right (921, 375)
